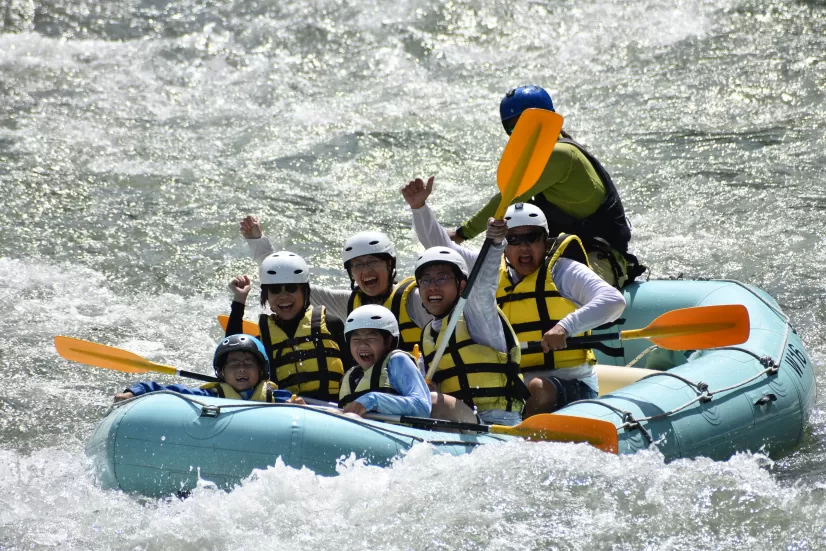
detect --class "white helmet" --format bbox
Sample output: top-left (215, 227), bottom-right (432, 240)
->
top-left (344, 304), bottom-right (400, 338)
top-left (259, 251), bottom-right (310, 285)
top-left (341, 231), bottom-right (396, 265)
top-left (504, 203), bottom-right (549, 232)
top-left (414, 246), bottom-right (469, 280)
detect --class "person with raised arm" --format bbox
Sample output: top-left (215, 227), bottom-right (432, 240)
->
top-left (239, 217), bottom-right (432, 353)
top-left (225, 251), bottom-right (346, 403)
top-left (402, 177), bottom-right (625, 417)
top-left (448, 85), bottom-right (645, 288)
top-left (415, 220), bottom-right (529, 427)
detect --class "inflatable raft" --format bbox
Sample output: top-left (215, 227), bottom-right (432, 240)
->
top-left (85, 279), bottom-right (816, 497)
top-left (561, 279), bottom-right (816, 459)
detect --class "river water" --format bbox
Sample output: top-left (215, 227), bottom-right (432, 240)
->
top-left (1, 0), bottom-right (825, 548)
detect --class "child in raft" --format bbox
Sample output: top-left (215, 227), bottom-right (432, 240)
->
top-left (238, 216), bottom-right (432, 353)
top-left (414, 220), bottom-right (530, 427)
top-left (338, 305), bottom-right (431, 418)
top-left (225, 251), bottom-right (347, 403)
top-left (113, 334), bottom-right (291, 403)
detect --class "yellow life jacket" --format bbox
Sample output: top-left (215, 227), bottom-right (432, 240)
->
top-left (338, 350), bottom-right (414, 407)
top-left (348, 276), bottom-right (422, 353)
top-left (422, 309), bottom-right (528, 413)
top-left (497, 233), bottom-right (597, 373)
top-left (258, 305), bottom-right (344, 402)
top-left (199, 380), bottom-right (281, 402)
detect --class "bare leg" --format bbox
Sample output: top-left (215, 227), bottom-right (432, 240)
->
top-left (524, 377), bottom-right (558, 418)
top-left (430, 392), bottom-right (477, 424)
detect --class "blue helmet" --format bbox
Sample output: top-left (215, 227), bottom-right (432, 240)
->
top-left (213, 334), bottom-right (270, 381)
top-left (499, 86), bottom-right (555, 134)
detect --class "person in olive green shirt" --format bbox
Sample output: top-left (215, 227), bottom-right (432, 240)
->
top-left (449, 85), bottom-right (645, 289)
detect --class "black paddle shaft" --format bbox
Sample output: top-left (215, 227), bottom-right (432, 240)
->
top-left (461, 237), bottom-right (495, 299)
top-left (179, 369), bottom-right (219, 383)
top-left (520, 332), bottom-right (622, 355)
top-left (397, 415), bottom-right (493, 433)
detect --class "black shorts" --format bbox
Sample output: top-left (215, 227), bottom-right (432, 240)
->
top-left (547, 377), bottom-right (598, 409)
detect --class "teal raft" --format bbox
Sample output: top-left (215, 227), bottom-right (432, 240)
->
top-left (86, 280), bottom-right (816, 497)
top-left (561, 279), bottom-right (816, 459)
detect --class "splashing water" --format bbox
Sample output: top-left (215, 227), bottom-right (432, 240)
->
top-left (1, 0), bottom-right (825, 547)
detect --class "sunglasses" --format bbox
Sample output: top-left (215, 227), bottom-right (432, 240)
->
top-left (268, 283), bottom-right (301, 294)
top-left (502, 116), bottom-right (519, 136)
top-left (506, 231), bottom-right (546, 246)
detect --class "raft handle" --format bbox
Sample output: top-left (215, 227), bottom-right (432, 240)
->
top-left (201, 405), bottom-right (221, 417)
top-left (760, 356), bottom-right (780, 374)
top-left (754, 393), bottom-right (778, 407)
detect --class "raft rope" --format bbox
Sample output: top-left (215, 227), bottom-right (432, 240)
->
top-left (108, 390), bottom-right (495, 447)
top-left (582, 279), bottom-right (792, 445)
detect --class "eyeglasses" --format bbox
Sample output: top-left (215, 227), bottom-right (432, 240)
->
top-left (224, 360), bottom-right (259, 370)
top-left (350, 258), bottom-right (384, 272)
top-left (506, 231), bottom-right (546, 246)
top-left (418, 275), bottom-right (456, 288)
top-left (268, 283), bottom-right (301, 294)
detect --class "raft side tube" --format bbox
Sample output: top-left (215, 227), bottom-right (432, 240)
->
top-left (558, 280), bottom-right (815, 461)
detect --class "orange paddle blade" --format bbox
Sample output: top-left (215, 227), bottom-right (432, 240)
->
top-left (626, 304), bottom-right (750, 350)
top-left (492, 414), bottom-right (619, 453)
top-left (217, 315), bottom-right (261, 337)
top-left (54, 336), bottom-right (162, 375)
top-left (494, 108), bottom-right (564, 219)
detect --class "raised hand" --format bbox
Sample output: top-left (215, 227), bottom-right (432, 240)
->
top-left (229, 275), bottom-right (252, 303)
top-left (239, 216), bottom-right (263, 239)
top-left (447, 229), bottom-right (465, 244)
top-left (401, 176), bottom-right (434, 209)
top-left (485, 217), bottom-right (508, 245)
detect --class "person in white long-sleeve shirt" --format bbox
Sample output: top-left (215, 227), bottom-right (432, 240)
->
top-left (239, 216), bottom-right (433, 353)
top-left (402, 177), bottom-right (626, 417)
top-left (415, 225), bottom-right (530, 427)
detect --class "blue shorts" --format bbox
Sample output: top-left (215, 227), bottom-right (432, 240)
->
top-left (476, 409), bottom-right (522, 427)
top-left (547, 377), bottom-right (598, 410)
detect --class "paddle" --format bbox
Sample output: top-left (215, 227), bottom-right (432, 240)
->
top-left (218, 314), bottom-right (260, 337)
top-left (54, 336), bottom-right (219, 383)
top-left (56, 335), bottom-right (617, 451)
top-left (519, 304), bottom-right (750, 354)
top-left (366, 412), bottom-right (618, 453)
top-left (425, 108), bottom-right (564, 382)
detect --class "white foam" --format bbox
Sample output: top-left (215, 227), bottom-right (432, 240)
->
top-left (0, 441), bottom-right (818, 549)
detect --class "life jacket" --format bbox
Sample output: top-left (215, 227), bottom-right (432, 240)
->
top-left (529, 138), bottom-right (646, 284)
top-left (199, 380), bottom-right (284, 402)
top-left (497, 233), bottom-right (598, 373)
top-left (421, 310), bottom-right (529, 413)
top-left (338, 350), bottom-right (413, 407)
top-left (347, 276), bottom-right (422, 353)
top-left (258, 305), bottom-right (344, 402)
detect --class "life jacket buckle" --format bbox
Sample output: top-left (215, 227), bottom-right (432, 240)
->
top-left (201, 405), bottom-right (221, 418)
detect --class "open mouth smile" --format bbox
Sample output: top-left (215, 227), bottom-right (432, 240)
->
top-left (361, 275), bottom-right (379, 290)
top-left (518, 254), bottom-right (534, 266)
top-left (426, 292), bottom-right (444, 304)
